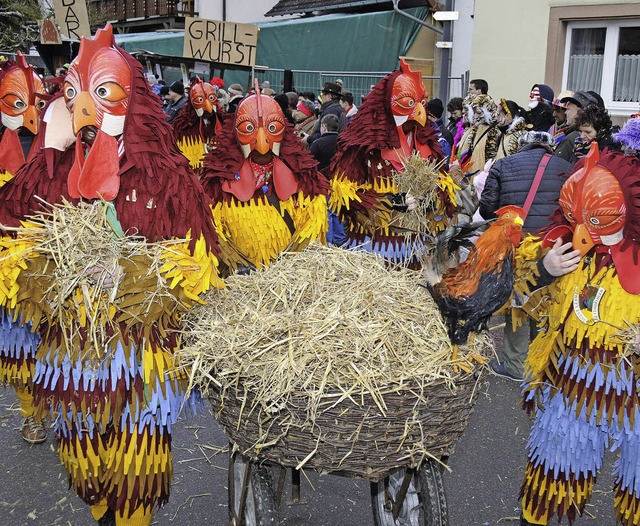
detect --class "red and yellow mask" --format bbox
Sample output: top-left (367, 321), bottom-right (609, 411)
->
top-left (559, 146), bottom-right (626, 255)
top-left (235, 84), bottom-right (286, 158)
top-left (0, 53), bottom-right (47, 134)
top-left (63, 24), bottom-right (132, 137)
top-left (390, 59), bottom-right (427, 127)
top-left (190, 77), bottom-right (217, 117)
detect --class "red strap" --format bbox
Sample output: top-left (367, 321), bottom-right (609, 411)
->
top-left (522, 153), bottom-right (551, 218)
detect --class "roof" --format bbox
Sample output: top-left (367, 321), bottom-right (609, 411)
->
top-left (266, 0), bottom-right (431, 17)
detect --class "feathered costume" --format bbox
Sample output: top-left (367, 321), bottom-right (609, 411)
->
top-left (518, 146), bottom-right (640, 526)
top-left (455, 94), bottom-right (500, 175)
top-left (200, 82), bottom-right (329, 269)
top-left (172, 76), bottom-right (223, 171)
top-left (329, 59), bottom-right (456, 269)
top-left (0, 25), bottom-right (223, 525)
top-left (0, 53), bottom-right (49, 437)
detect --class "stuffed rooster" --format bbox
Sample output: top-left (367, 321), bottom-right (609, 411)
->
top-left (424, 205), bottom-right (525, 359)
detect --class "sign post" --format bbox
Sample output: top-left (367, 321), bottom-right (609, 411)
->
top-left (183, 17), bottom-right (259, 67)
top-left (52, 0), bottom-right (91, 40)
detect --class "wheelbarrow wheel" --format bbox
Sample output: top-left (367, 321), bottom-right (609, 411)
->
top-left (228, 450), bottom-right (280, 526)
top-left (371, 461), bottom-right (448, 526)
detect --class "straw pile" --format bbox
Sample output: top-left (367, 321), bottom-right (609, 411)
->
top-left (6, 200), bottom-right (190, 361)
top-left (391, 153), bottom-right (449, 233)
top-left (178, 243), bottom-right (491, 478)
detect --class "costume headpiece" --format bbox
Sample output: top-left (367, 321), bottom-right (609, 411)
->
top-left (550, 143), bottom-right (640, 293)
top-left (390, 59), bottom-right (427, 127)
top-left (235, 78), bottom-right (286, 158)
top-left (0, 52), bottom-right (47, 134)
top-left (190, 76), bottom-right (217, 117)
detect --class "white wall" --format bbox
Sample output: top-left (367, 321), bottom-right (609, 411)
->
top-left (449, 0), bottom-right (474, 99)
top-left (197, 0), bottom-right (293, 23)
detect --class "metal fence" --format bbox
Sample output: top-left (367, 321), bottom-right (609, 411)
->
top-left (0, 52), bottom-right (45, 70)
top-left (253, 68), bottom-right (467, 103)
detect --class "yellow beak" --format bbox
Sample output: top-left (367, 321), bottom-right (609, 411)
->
top-left (413, 103), bottom-right (427, 127)
top-left (255, 127), bottom-right (270, 155)
top-left (22, 105), bottom-right (39, 135)
top-left (573, 224), bottom-right (595, 256)
top-left (72, 91), bottom-right (97, 134)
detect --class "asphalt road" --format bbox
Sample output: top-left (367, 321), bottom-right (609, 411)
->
top-left (0, 331), bottom-right (621, 526)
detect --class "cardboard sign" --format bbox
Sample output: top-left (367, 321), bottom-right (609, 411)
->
top-left (53, 0), bottom-right (91, 40)
top-left (183, 17), bottom-right (258, 67)
top-left (40, 19), bottom-right (62, 45)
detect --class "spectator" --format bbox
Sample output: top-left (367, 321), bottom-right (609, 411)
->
top-left (495, 99), bottom-right (528, 160)
top-left (339, 91), bottom-right (358, 123)
top-left (427, 97), bottom-right (453, 148)
top-left (573, 104), bottom-right (619, 158)
top-left (302, 82), bottom-right (346, 147)
top-left (335, 78), bottom-right (344, 91)
top-left (446, 96), bottom-right (464, 139)
top-left (163, 80), bottom-right (186, 123)
top-left (479, 130), bottom-right (573, 380)
top-left (274, 93), bottom-right (296, 125)
top-left (548, 90), bottom-right (573, 146)
top-left (310, 114), bottom-right (345, 246)
top-left (159, 85), bottom-right (170, 108)
top-left (262, 87), bottom-right (275, 97)
top-left (310, 114), bottom-right (340, 175)
top-left (227, 83), bottom-right (244, 113)
top-left (468, 78), bottom-right (489, 96)
top-left (553, 90), bottom-right (599, 164)
top-left (527, 83), bottom-right (555, 132)
top-left (293, 98), bottom-right (318, 137)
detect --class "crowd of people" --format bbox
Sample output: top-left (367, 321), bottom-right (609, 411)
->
top-left (1, 25), bottom-right (640, 526)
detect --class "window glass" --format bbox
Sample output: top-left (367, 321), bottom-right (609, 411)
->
top-left (567, 27), bottom-right (606, 93)
top-left (614, 26), bottom-right (640, 102)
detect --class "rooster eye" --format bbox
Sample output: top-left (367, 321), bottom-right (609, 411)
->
top-left (589, 217), bottom-right (600, 225)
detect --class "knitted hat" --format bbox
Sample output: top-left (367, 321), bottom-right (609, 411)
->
top-left (518, 130), bottom-right (554, 148)
top-left (531, 84), bottom-right (554, 105)
top-left (169, 80), bottom-right (184, 95)
top-left (228, 83), bottom-right (243, 98)
top-left (427, 98), bottom-right (444, 119)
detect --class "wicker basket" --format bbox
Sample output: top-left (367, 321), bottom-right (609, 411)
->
top-left (208, 372), bottom-right (482, 482)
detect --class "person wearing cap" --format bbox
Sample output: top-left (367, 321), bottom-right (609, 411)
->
top-left (301, 82), bottom-right (346, 147)
top-left (554, 90), bottom-right (600, 165)
top-left (163, 80), bottom-right (186, 123)
top-left (527, 83), bottom-right (555, 132)
top-left (479, 130), bottom-right (573, 381)
top-left (427, 97), bottom-right (453, 149)
top-left (227, 83), bottom-right (244, 113)
top-left (548, 90), bottom-right (573, 146)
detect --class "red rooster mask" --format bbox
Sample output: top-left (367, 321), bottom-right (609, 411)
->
top-left (545, 144), bottom-right (640, 293)
top-left (63, 24), bottom-right (131, 201)
top-left (0, 53), bottom-right (48, 173)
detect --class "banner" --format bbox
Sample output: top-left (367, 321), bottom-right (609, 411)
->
top-left (183, 17), bottom-right (258, 67)
top-left (53, 0), bottom-right (91, 40)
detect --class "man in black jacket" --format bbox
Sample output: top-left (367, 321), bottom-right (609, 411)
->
top-left (479, 131), bottom-right (573, 380)
top-left (302, 82), bottom-right (346, 147)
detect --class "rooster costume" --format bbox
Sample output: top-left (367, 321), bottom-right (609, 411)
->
top-left (0, 53), bottom-right (47, 183)
top-left (0, 53), bottom-right (49, 442)
top-left (0, 25), bottom-right (223, 525)
top-left (200, 81), bottom-right (328, 269)
top-left (329, 60), bottom-right (456, 268)
top-left (172, 76), bottom-right (223, 171)
top-left (519, 146), bottom-right (640, 526)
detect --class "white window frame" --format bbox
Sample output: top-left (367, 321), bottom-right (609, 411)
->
top-left (563, 19), bottom-right (640, 117)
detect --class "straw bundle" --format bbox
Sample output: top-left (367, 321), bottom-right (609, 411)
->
top-left (178, 243), bottom-right (491, 477)
top-left (4, 200), bottom-right (193, 362)
top-left (391, 153), bottom-right (450, 233)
